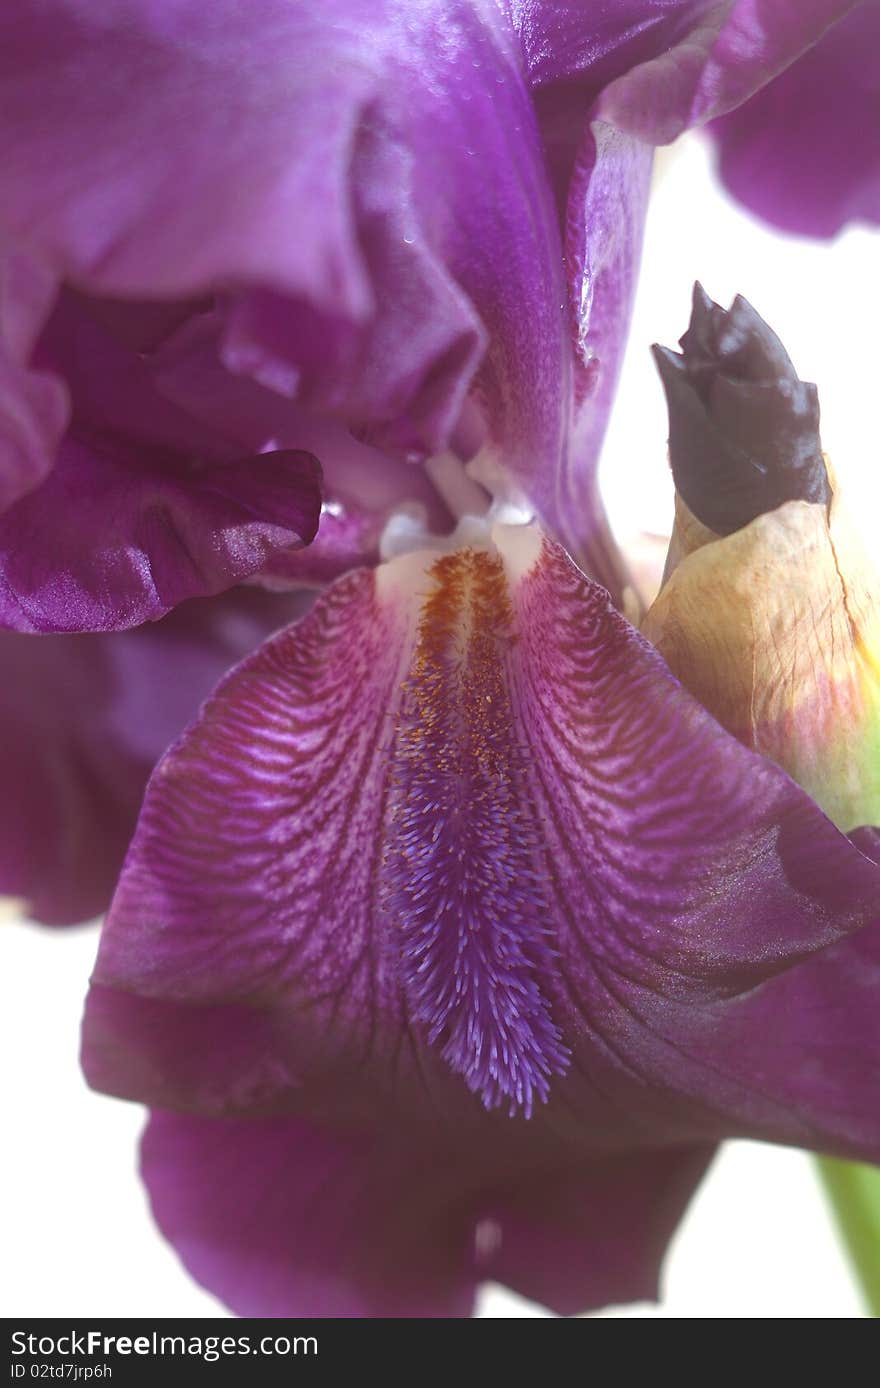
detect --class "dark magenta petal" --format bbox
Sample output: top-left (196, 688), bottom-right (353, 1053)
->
top-left (82, 564), bottom-right (425, 1118)
top-left (481, 1143), bottom-right (715, 1315)
top-left (141, 1107), bottom-right (712, 1318)
top-left (0, 588), bottom-right (309, 924)
top-left (83, 533), bottom-right (880, 1163)
top-left (0, 439), bottom-right (320, 632)
top-left (710, 3), bottom-right (880, 237)
top-left (84, 989), bottom-right (302, 1116)
top-left (142, 1111), bottom-right (478, 1318)
top-left (0, 292), bottom-right (323, 630)
top-left (512, 2), bottom-right (854, 568)
top-left (606, 910), bottom-right (880, 1163)
top-left (516, 2), bottom-right (700, 92)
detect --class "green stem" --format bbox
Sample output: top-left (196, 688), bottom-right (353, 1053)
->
top-left (818, 1157), bottom-right (880, 1316)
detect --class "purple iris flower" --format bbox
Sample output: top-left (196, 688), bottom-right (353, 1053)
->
top-left (0, 0), bottom-right (857, 924)
top-left (2, 0), bottom-right (876, 1318)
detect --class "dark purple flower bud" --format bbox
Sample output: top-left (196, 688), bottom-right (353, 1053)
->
top-left (652, 283), bottom-right (830, 535)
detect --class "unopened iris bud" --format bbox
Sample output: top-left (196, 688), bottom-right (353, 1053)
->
top-left (651, 282), bottom-right (830, 537)
top-left (643, 287), bottom-right (880, 833)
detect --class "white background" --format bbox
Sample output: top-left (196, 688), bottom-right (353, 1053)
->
top-left (1, 133), bottom-right (878, 1319)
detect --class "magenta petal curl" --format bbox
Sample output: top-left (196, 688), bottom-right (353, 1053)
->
top-left (0, 442), bottom-right (320, 633)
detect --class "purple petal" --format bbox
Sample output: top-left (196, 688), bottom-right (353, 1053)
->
top-left (480, 1142), bottom-right (714, 1315)
top-left (557, 121), bottom-right (652, 587)
top-left (84, 989), bottom-right (302, 1116)
top-left (1, 1), bottom-right (858, 604)
top-left (851, 825), bottom-right (880, 864)
top-left (0, 588), bottom-right (308, 924)
top-left (594, 2), bottom-right (856, 143)
top-left (83, 534), bottom-right (880, 1163)
top-left (515, 3), bottom-right (705, 93)
top-left (0, 252), bottom-right (68, 512)
top-left (0, 3), bottom-right (373, 304)
top-left (509, 1), bottom-right (854, 572)
top-left (0, 1), bottom-right (657, 591)
top-left (709, 2), bottom-right (880, 237)
top-left (82, 564), bottom-right (420, 1118)
top-left (141, 1107), bottom-right (712, 1318)
top-left (0, 5), bottom-right (523, 463)
top-left (0, 438), bottom-right (320, 632)
top-left (612, 907), bottom-right (880, 1162)
top-left (145, 310), bottom-right (454, 582)
top-left (0, 291), bottom-right (324, 631)
top-left (511, 545), bottom-right (880, 1156)
top-left (142, 1110), bottom-right (478, 1318)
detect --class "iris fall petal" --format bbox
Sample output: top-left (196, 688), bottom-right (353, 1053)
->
top-left (83, 532), bottom-right (880, 1150)
top-left (141, 1107), bottom-right (713, 1318)
top-left (0, 588), bottom-right (309, 924)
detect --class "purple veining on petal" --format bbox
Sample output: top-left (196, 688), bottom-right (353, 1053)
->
top-left (509, 537), bottom-right (880, 995)
top-left (0, 585), bottom-right (309, 925)
top-left (84, 528), bottom-right (880, 1168)
top-left (89, 566), bottom-right (412, 1048)
top-left (385, 548), bottom-right (568, 1117)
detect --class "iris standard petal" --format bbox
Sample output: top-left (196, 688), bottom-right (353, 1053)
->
top-left (593, 1), bottom-right (856, 143)
top-left (556, 120), bottom-right (652, 587)
top-left (710, 2), bottom-right (880, 237)
top-left (0, 588), bottom-right (308, 924)
top-left (4, 3), bottom-right (845, 600)
top-left (141, 1106), bottom-right (713, 1318)
top-left (0, 3), bottom-right (547, 483)
top-left (510, 0), bottom-right (857, 547)
top-left (514, 2), bottom-right (703, 93)
top-left (82, 531), bottom-right (880, 1153)
top-left (0, 1), bottom-right (704, 595)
